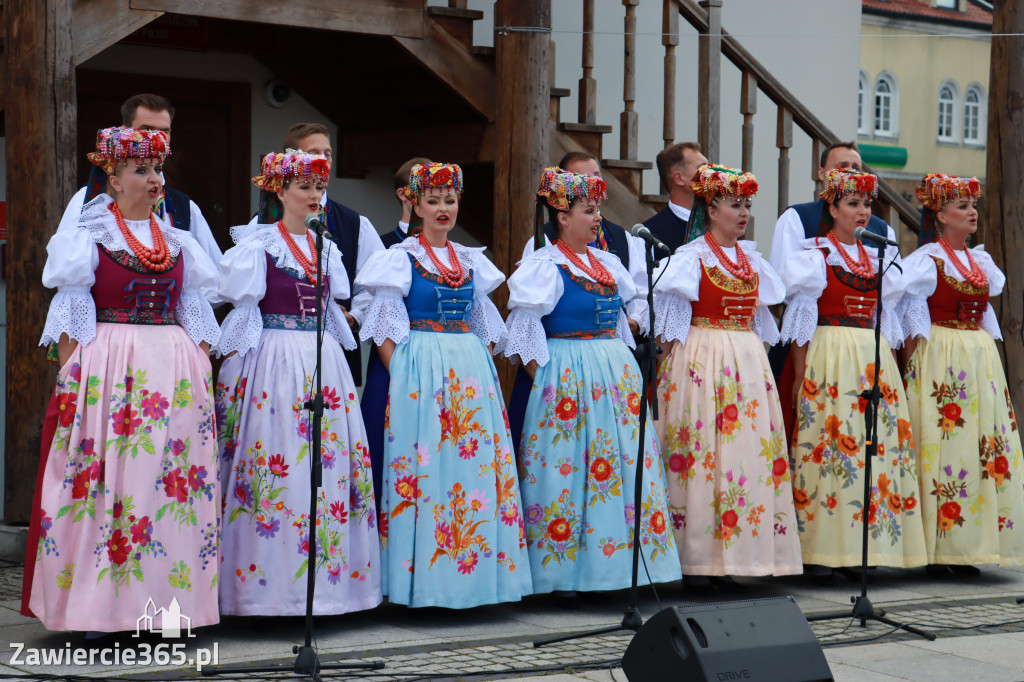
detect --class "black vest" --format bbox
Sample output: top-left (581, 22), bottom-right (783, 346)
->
top-left (791, 199), bottom-right (889, 241)
top-left (163, 187), bottom-right (192, 233)
top-left (643, 205), bottom-right (690, 254)
top-left (381, 224), bottom-right (409, 249)
top-left (541, 218), bottom-right (630, 269)
top-left (325, 198), bottom-right (364, 385)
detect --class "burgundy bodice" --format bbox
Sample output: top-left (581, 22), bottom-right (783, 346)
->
top-left (93, 246), bottom-right (182, 325)
top-left (258, 251), bottom-right (330, 319)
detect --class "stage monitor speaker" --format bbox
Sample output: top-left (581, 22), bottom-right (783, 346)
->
top-left (622, 596), bottom-right (833, 682)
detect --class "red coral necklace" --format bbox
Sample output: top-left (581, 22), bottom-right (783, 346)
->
top-left (277, 221), bottom-right (319, 285)
top-left (938, 237), bottom-right (987, 288)
top-left (704, 232), bottom-right (755, 282)
top-left (826, 230), bottom-right (875, 279)
top-left (555, 239), bottom-right (617, 287)
top-left (418, 232), bottom-right (467, 287)
top-left (109, 202), bottom-right (172, 272)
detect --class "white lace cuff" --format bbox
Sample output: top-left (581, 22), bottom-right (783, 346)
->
top-left (469, 294), bottom-right (508, 348)
top-left (899, 296), bottom-right (931, 341)
top-left (325, 301), bottom-right (358, 351)
top-left (215, 306), bottom-right (263, 357)
top-left (755, 305), bottom-right (780, 346)
top-left (982, 304), bottom-right (1003, 341)
top-left (176, 289), bottom-right (221, 347)
top-left (653, 292), bottom-right (691, 345)
top-left (881, 308), bottom-right (903, 350)
top-left (500, 308), bottom-right (549, 366)
top-left (780, 295), bottom-right (818, 346)
top-left (626, 299), bottom-right (650, 336)
top-left (616, 311), bottom-right (637, 349)
top-left (40, 286), bottom-right (96, 346)
top-left (359, 288), bottom-right (410, 346)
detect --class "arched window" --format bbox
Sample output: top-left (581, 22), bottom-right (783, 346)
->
top-left (964, 85), bottom-right (986, 145)
top-left (874, 73), bottom-right (899, 137)
top-left (858, 71), bottom-right (869, 135)
top-left (937, 81), bottom-right (958, 142)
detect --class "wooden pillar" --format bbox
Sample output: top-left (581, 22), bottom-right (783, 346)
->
top-left (493, 0), bottom-right (550, 394)
top-left (776, 106), bottom-right (793, 217)
top-left (619, 0), bottom-right (638, 161)
top-left (578, 0), bottom-right (597, 124)
top-left (697, 0), bottom-right (722, 163)
top-left (984, 1), bottom-right (1024, 408)
top-left (4, 0), bottom-right (77, 522)
top-left (662, 0), bottom-right (678, 154)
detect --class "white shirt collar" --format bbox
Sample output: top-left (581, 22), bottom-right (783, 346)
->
top-left (398, 220), bottom-right (409, 232)
top-left (668, 201), bottom-right (691, 222)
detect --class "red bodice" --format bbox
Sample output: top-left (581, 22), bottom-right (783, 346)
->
top-left (92, 246), bottom-right (182, 325)
top-left (816, 248), bottom-right (877, 329)
top-left (690, 262), bottom-right (759, 332)
top-left (927, 256), bottom-right (988, 330)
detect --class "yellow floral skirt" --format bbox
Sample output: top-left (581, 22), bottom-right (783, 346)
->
top-left (791, 325), bottom-right (927, 568)
top-left (905, 325), bottom-right (1024, 565)
top-left (654, 326), bottom-right (802, 576)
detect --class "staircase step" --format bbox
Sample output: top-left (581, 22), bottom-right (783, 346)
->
top-left (557, 122), bottom-right (612, 158)
top-left (551, 87), bottom-right (571, 98)
top-left (602, 160), bottom-right (653, 197)
top-left (549, 87), bottom-right (570, 123)
top-left (601, 159), bottom-right (653, 170)
top-left (426, 6), bottom-right (484, 49)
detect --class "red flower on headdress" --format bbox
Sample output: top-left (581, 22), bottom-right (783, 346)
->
top-left (310, 158), bottom-right (330, 178)
top-left (430, 167), bottom-right (452, 186)
top-left (968, 178), bottom-right (981, 195)
top-left (855, 175), bottom-right (875, 194)
top-left (740, 178), bottom-right (759, 195)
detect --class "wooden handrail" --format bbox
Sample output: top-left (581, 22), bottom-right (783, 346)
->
top-left (674, 0), bottom-right (921, 233)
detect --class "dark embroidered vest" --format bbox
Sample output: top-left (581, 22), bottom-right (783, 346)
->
top-left (93, 246), bottom-right (182, 325)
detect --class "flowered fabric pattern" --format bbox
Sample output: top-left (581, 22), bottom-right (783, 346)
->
top-left (29, 323), bottom-right (220, 631)
top-left (382, 332), bottom-right (533, 607)
top-left (519, 338), bottom-right (681, 592)
top-left (655, 326), bottom-right (802, 576)
top-left (216, 326), bottom-right (381, 616)
top-left (790, 326), bottom-right (927, 567)
top-left (904, 324), bottom-right (1024, 565)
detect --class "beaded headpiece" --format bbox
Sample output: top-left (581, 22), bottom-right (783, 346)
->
top-left (819, 167), bottom-right (879, 204)
top-left (690, 164), bottom-right (758, 202)
top-left (916, 172), bottom-right (982, 246)
top-left (252, 149), bottom-right (331, 192)
top-left (87, 127), bottom-right (170, 175)
top-left (536, 167), bottom-right (607, 211)
top-left (405, 162), bottom-right (464, 202)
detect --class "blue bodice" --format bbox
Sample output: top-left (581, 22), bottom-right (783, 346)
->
top-left (541, 265), bottom-right (622, 339)
top-left (405, 254), bottom-right (475, 333)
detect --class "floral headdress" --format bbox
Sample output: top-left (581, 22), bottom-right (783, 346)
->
top-left (534, 167), bottom-right (607, 247)
top-left (684, 164), bottom-right (757, 243)
top-left (916, 172), bottom-right (982, 245)
top-left (87, 126), bottom-right (170, 175)
top-left (690, 163), bottom-right (758, 203)
top-left (405, 162), bottom-right (464, 203)
top-left (252, 149), bottom-right (331, 192)
top-left (819, 167), bottom-right (879, 204)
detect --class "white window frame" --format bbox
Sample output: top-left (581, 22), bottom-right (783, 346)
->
top-left (873, 72), bottom-right (900, 139)
top-left (963, 83), bottom-right (986, 146)
top-left (937, 80), bottom-right (959, 143)
top-left (858, 70), bottom-right (869, 136)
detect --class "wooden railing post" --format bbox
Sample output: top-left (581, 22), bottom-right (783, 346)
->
top-left (620, 0), bottom-right (639, 160)
top-left (740, 71), bottom-right (756, 172)
top-left (662, 0), bottom-right (679, 154)
top-left (448, 0), bottom-right (468, 8)
top-left (698, 0), bottom-right (722, 163)
top-left (811, 138), bottom-right (822, 197)
top-left (578, 0), bottom-right (597, 124)
top-left (777, 106), bottom-right (793, 216)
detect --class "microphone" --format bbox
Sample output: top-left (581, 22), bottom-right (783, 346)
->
top-left (304, 214), bottom-right (334, 242)
top-left (630, 224), bottom-right (672, 255)
top-left (854, 226), bottom-right (899, 248)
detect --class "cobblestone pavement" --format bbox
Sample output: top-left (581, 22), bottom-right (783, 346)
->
top-left (2, 561), bottom-right (1024, 680)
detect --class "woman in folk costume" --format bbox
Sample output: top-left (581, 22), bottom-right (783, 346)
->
top-left (899, 173), bottom-right (1024, 574)
top-left (500, 167), bottom-right (680, 594)
top-left (355, 162), bottom-right (531, 608)
top-left (781, 167), bottom-right (926, 572)
top-left (653, 164), bottom-right (802, 590)
top-left (29, 127), bottom-right (221, 631)
top-left (214, 150), bottom-right (380, 615)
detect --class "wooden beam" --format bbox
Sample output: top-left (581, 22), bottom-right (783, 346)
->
top-left (697, 0), bottom-right (721, 163)
top-left (73, 0), bottom-right (162, 65)
top-left (130, 0), bottom-right (423, 38)
top-left (394, 15), bottom-right (495, 121)
top-left (493, 0), bottom-right (550, 395)
top-left (5, 0), bottom-right (78, 522)
top-left (984, 1), bottom-right (1024, 409)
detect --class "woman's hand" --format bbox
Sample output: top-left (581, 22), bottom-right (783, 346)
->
top-left (57, 334), bottom-right (78, 368)
top-left (379, 339), bottom-right (396, 372)
top-left (200, 341), bottom-right (211, 356)
top-left (628, 318), bottom-right (640, 336)
top-left (900, 337), bottom-right (918, 368)
top-left (525, 360), bottom-right (538, 380)
top-left (790, 342), bottom-right (808, 409)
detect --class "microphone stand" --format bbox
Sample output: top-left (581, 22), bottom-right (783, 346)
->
top-left (534, 241), bottom-right (662, 647)
top-left (806, 240), bottom-right (935, 642)
top-left (205, 226), bottom-right (385, 679)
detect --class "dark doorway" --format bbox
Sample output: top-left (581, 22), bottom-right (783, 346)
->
top-left (76, 70), bottom-right (251, 249)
